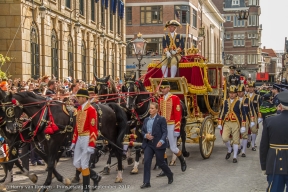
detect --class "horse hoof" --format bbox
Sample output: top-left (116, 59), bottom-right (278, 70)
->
top-left (29, 174), bottom-right (38, 184)
top-left (127, 157), bottom-right (134, 165)
top-left (63, 178), bottom-right (71, 186)
top-left (115, 177), bottom-right (123, 183)
top-left (130, 168), bottom-right (138, 174)
top-left (71, 177), bottom-right (80, 183)
top-left (183, 151), bottom-right (190, 157)
top-left (0, 177), bottom-right (6, 183)
top-left (177, 142), bottom-right (181, 146)
top-left (102, 167), bottom-right (110, 175)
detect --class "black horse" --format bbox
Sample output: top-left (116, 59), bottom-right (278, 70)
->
top-left (122, 74), bottom-right (190, 165)
top-left (0, 90), bottom-right (38, 187)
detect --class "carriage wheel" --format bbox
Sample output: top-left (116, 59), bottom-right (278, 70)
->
top-left (199, 116), bottom-right (216, 159)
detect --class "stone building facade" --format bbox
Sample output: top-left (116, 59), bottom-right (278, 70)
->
top-left (125, 0), bottom-right (224, 78)
top-left (0, 0), bottom-right (126, 82)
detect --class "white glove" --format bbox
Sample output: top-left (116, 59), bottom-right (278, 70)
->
top-left (240, 127), bottom-right (246, 134)
top-left (171, 50), bottom-right (177, 55)
top-left (69, 143), bottom-right (75, 151)
top-left (165, 51), bottom-right (171, 58)
top-left (250, 122), bottom-right (255, 128)
top-left (217, 125), bottom-right (222, 130)
top-left (87, 147), bottom-right (95, 155)
top-left (258, 118), bottom-right (263, 124)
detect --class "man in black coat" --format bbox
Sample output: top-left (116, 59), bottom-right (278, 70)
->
top-left (141, 102), bottom-right (173, 189)
top-left (260, 91), bottom-right (288, 192)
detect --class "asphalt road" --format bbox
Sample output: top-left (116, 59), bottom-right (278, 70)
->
top-left (3, 123), bottom-right (267, 192)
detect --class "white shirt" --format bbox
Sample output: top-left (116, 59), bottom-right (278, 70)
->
top-left (249, 93), bottom-right (253, 98)
top-left (164, 92), bottom-right (171, 100)
top-left (230, 99), bottom-right (234, 104)
top-left (239, 97), bottom-right (243, 102)
top-left (170, 32), bottom-right (175, 38)
top-left (81, 100), bottom-right (89, 111)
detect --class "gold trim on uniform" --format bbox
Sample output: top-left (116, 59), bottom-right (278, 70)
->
top-left (91, 118), bottom-right (95, 126)
top-left (78, 132), bottom-right (89, 136)
top-left (76, 110), bottom-right (87, 134)
top-left (160, 94), bottom-right (173, 121)
top-left (176, 105), bottom-right (180, 111)
top-left (89, 132), bottom-right (97, 145)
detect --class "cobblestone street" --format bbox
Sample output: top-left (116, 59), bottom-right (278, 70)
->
top-left (3, 124), bottom-right (267, 192)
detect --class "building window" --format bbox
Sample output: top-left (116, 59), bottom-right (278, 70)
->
top-left (111, 51), bottom-right (115, 79)
top-left (81, 40), bottom-right (86, 81)
top-left (68, 36), bottom-right (73, 78)
top-left (103, 48), bottom-right (107, 76)
top-left (249, 0), bottom-right (259, 6)
top-left (126, 39), bottom-right (133, 56)
top-left (145, 37), bottom-right (162, 56)
top-left (226, 15), bottom-right (231, 21)
top-left (117, 14), bottom-right (121, 35)
top-left (51, 30), bottom-right (58, 78)
top-left (192, 9), bottom-right (197, 28)
top-left (248, 33), bottom-right (258, 39)
top-left (232, 0), bottom-right (239, 5)
top-left (251, 39), bottom-right (259, 47)
top-left (110, 0), bottom-right (113, 31)
top-left (79, 0), bottom-right (84, 15)
top-left (30, 24), bottom-right (40, 79)
top-left (248, 54), bottom-right (258, 64)
top-left (233, 16), bottom-right (245, 27)
top-left (233, 34), bottom-right (245, 47)
top-left (193, 40), bottom-right (197, 48)
top-left (91, 0), bottom-right (95, 21)
top-left (101, 3), bottom-right (105, 26)
top-left (248, 15), bottom-right (259, 26)
top-left (126, 7), bottom-right (132, 25)
top-left (93, 45), bottom-right (97, 76)
top-left (140, 6), bottom-right (163, 25)
top-left (233, 55), bottom-right (245, 64)
top-left (65, 0), bottom-right (71, 9)
top-left (174, 5), bottom-right (190, 24)
top-left (226, 34), bottom-right (231, 39)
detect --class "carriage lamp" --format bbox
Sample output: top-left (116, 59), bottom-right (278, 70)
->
top-left (74, 21), bottom-right (81, 34)
top-left (236, 10), bottom-right (249, 20)
top-left (131, 32), bottom-right (147, 60)
top-left (39, 3), bottom-right (46, 19)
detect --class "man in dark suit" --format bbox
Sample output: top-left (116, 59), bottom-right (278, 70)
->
top-left (141, 102), bottom-right (173, 189)
top-left (260, 91), bottom-right (288, 192)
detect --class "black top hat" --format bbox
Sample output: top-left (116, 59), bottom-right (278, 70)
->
top-left (76, 89), bottom-right (89, 98)
top-left (88, 85), bottom-right (95, 93)
top-left (164, 20), bottom-right (182, 29)
top-left (229, 85), bottom-right (238, 93)
top-left (277, 91), bottom-right (288, 106)
top-left (237, 84), bottom-right (245, 92)
top-left (160, 80), bottom-right (170, 89)
top-left (247, 81), bottom-right (255, 87)
top-left (229, 66), bottom-right (236, 70)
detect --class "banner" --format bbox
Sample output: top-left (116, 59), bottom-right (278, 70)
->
top-left (256, 72), bottom-right (269, 81)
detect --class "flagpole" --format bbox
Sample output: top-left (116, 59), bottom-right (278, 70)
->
top-left (185, 23), bottom-right (188, 56)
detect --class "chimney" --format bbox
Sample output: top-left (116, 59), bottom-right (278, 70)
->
top-left (263, 46), bottom-right (266, 49)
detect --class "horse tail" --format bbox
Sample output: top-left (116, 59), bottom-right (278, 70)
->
top-left (107, 103), bottom-right (128, 146)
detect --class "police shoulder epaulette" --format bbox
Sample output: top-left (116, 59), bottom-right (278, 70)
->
top-left (266, 114), bottom-right (277, 119)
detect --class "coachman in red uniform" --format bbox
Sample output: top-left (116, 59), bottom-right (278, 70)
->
top-left (70, 89), bottom-right (100, 192)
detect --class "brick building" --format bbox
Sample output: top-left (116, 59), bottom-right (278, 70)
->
top-left (0, 0), bottom-right (126, 82)
top-left (212, 0), bottom-right (262, 80)
top-left (125, 0), bottom-right (224, 78)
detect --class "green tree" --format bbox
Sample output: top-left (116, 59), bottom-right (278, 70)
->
top-left (0, 54), bottom-right (10, 79)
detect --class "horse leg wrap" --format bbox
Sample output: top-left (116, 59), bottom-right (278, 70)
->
top-left (115, 170), bottom-right (123, 183)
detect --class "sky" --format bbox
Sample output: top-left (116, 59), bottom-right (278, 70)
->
top-left (260, 0), bottom-right (287, 52)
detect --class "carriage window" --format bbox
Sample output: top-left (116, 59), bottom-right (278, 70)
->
top-left (157, 81), bottom-right (180, 92)
top-left (208, 68), bottom-right (217, 88)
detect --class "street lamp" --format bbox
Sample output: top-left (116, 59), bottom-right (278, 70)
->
top-left (131, 32), bottom-right (147, 78)
top-left (236, 10), bottom-right (249, 20)
top-left (39, 2), bottom-right (46, 19)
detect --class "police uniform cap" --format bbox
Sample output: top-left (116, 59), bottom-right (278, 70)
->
top-left (237, 84), bottom-right (245, 92)
top-left (277, 91), bottom-right (288, 106)
top-left (263, 93), bottom-right (271, 101)
top-left (272, 84), bottom-right (281, 91)
top-left (164, 20), bottom-right (182, 28)
top-left (229, 66), bottom-right (236, 70)
top-left (229, 85), bottom-right (238, 93)
top-left (160, 80), bottom-right (170, 89)
top-left (76, 89), bottom-right (89, 98)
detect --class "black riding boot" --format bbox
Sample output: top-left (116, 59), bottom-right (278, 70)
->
top-left (83, 175), bottom-right (90, 192)
top-left (90, 169), bottom-right (101, 191)
top-left (156, 158), bottom-right (168, 177)
top-left (177, 152), bottom-right (187, 172)
top-left (71, 169), bottom-right (81, 183)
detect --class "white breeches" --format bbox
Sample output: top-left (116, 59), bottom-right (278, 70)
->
top-left (167, 125), bottom-right (180, 154)
top-left (73, 136), bottom-right (90, 170)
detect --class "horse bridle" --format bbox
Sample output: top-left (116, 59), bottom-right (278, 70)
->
top-left (97, 81), bottom-right (112, 102)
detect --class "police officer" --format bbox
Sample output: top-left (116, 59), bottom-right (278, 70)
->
top-left (70, 89), bottom-right (100, 192)
top-left (157, 80), bottom-right (186, 176)
top-left (226, 66), bottom-right (240, 87)
top-left (237, 84), bottom-right (255, 157)
top-left (260, 93), bottom-right (276, 120)
top-left (218, 85), bottom-right (246, 163)
top-left (161, 20), bottom-right (184, 78)
top-left (272, 84), bottom-right (281, 114)
top-left (260, 91), bottom-right (288, 192)
top-left (246, 81), bottom-right (262, 151)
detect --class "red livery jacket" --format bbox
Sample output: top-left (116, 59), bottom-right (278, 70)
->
top-left (159, 93), bottom-right (182, 132)
top-left (72, 102), bottom-right (98, 147)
